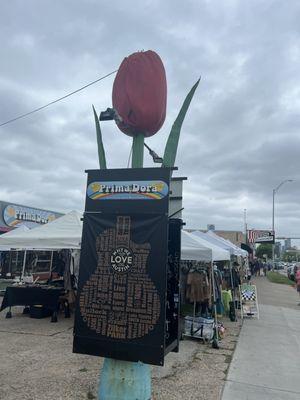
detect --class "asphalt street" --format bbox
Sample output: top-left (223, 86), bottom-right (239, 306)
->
top-left (222, 276), bottom-right (300, 400)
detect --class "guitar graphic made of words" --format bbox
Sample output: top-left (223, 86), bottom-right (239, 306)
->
top-left (79, 216), bottom-right (160, 340)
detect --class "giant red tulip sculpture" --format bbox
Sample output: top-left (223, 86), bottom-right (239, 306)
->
top-left (112, 50), bottom-right (167, 137)
top-left (93, 50), bottom-right (200, 168)
top-left (92, 50), bottom-right (200, 400)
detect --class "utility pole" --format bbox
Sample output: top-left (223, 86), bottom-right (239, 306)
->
top-left (272, 180), bottom-right (293, 269)
top-left (244, 209), bottom-right (247, 244)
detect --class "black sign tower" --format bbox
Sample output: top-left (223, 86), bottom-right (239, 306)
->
top-left (73, 167), bottom-right (181, 366)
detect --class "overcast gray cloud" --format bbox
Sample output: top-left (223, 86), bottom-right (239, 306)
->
top-left (1, 0), bottom-right (300, 242)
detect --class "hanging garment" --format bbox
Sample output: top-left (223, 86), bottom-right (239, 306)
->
top-left (213, 269), bottom-right (222, 300)
top-left (70, 250), bottom-right (80, 280)
top-left (186, 271), bottom-right (209, 303)
top-left (232, 268), bottom-right (241, 287)
top-left (222, 290), bottom-right (233, 314)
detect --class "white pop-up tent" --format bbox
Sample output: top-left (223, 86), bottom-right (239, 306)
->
top-left (181, 230), bottom-right (212, 262)
top-left (0, 226), bottom-right (30, 250)
top-left (206, 231), bottom-right (248, 257)
top-left (185, 230), bottom-right (230, 261)
top-left (0, 212), bottom-right (231, 261)
top-left (192, 230), bottom-right (240, 257)
top-left (0, 211), bottom-right (82, 250)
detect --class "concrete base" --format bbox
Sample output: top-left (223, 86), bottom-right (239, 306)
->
top-left (99, 358), bottom-right (151, 400)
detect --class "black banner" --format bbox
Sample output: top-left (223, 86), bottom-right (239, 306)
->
top-left (73, 168), bottom-right (171, 366)
top-left (165, 219), bottom-right (181, 354)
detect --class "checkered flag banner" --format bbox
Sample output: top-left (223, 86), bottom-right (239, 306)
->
top-left (241, 288), bottom-right (256, 301)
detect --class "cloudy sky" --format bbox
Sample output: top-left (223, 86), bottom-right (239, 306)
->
top-left (1, 0), bottom-right (300, 241)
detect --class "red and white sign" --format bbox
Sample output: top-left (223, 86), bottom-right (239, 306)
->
top-left (247, 230), bottom-right (275, 244)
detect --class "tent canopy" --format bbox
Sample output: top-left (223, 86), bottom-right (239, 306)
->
top-left (181, 230), bottom-right (212, 262)
top-left (193, 230), bottom-right (238, 257)
top-left (0, 226), bottom-right (30, 251)
top-left (185, 231), bottom-right (230, 261)
top-left (0, 211), bottom-right (82, 250)
top-left (206, 231), bottom-right (248, 257)
top-left (0, 212), bottom-right (233, 261)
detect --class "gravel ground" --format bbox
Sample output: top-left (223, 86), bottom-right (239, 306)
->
top-left (0, 303), bottom-right (241, 400)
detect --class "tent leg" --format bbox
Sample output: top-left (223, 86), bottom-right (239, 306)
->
top-left (50, 251), bottom-right (54, 272)
top-left (191, 301), bottom-right (196, 336)
top-left (6, 307), bottom-right (12, 318)
top-left (211, 262), bottom-right (219, 349)
top-left (229, 261), bottom-right (237, 321)
top-left (21, 250), bottom-right (27, 281)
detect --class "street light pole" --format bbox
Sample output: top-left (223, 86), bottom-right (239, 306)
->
top-left (272, 179), bottom-right (293, 269)
top-left (244, 208), bottom-right (247, 243)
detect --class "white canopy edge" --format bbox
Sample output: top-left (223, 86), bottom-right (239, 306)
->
top-left (187, 231), bottom-right (231, 261)
top-left (206, 230), bottom-right (248, 257)
top-left (181, 230), bottom-right (212, 262)
top-left (0, 211), bottom-right (82, 250)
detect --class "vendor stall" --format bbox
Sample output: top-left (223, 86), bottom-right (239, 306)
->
top-left (0, 210), bottom-right (82, 251)
top-left (0, 285), bottom-right (65, 321)
top-left (180, 230), bottom-right (230, 347)
top-left (191, 231), bottom-right (248, 320)
top-left (0, 211), bottom-right (82, 321)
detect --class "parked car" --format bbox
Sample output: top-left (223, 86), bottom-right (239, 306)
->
top-left (274, 262), bottom-right (284, 270)
top-left (287, 265), bottom-right (297, 281)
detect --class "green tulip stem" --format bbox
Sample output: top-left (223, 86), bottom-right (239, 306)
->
top-left (131, 133), bottom-right (144, 168)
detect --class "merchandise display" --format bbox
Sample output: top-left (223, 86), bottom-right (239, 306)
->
top-left (0, 285), bottom-right (65, 321)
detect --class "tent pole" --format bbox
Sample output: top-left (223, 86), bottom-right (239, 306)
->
top-left (49, 251), bottom-right (54, 282)
top-left (21, 250), bottom-right (27, 281)
top-left (50, 251), bottom-right (54, 272)
top-left (191, 300), bottom-right (196, 336)
top-left (16, 251), bottom-right (19, 275)
top-left (9, 251), bottom-right (12, 277)
top-left (211, 262), bottom-right (219, 348)
top-left (229, 259), bottom-right (237, 321)
top-left (229, 259), bottom-right (234, 289)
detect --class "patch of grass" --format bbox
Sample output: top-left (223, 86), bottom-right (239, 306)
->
top-left (266, 271), bottom-right (295, 286)
top-left (79, 367), bottom-right (88, 372)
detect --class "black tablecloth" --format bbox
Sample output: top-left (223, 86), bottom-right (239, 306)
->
top-left (0, 285), bottom-right (64, 312)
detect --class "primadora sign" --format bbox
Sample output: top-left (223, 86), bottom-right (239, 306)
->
top-left (3, 204), bottom-right (57, 228)
top-left (87, 180), bottom-right (168, 201)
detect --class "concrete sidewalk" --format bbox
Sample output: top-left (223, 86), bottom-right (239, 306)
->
top-left (222, 277), bottom-right (300, 400)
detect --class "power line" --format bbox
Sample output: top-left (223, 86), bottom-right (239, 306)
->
top-left (0, 69), bottom-right (118, 127)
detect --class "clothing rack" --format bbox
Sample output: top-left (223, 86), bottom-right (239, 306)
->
top-left (183, 262), bottom-right (220, 348)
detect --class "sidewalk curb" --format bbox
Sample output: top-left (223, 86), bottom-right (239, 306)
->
top-left (218, 318), bottom-right (244, 400)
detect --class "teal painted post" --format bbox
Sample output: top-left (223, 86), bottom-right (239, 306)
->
top-left (99, 359), bottom-right (151, 400)
top-left (98, 131), bottom-right (151, 400)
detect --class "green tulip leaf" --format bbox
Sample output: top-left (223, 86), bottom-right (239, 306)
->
top-left (92, 105), bottom-right (107, 169)
top-left (162, 78), bottom-right (200, 168)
